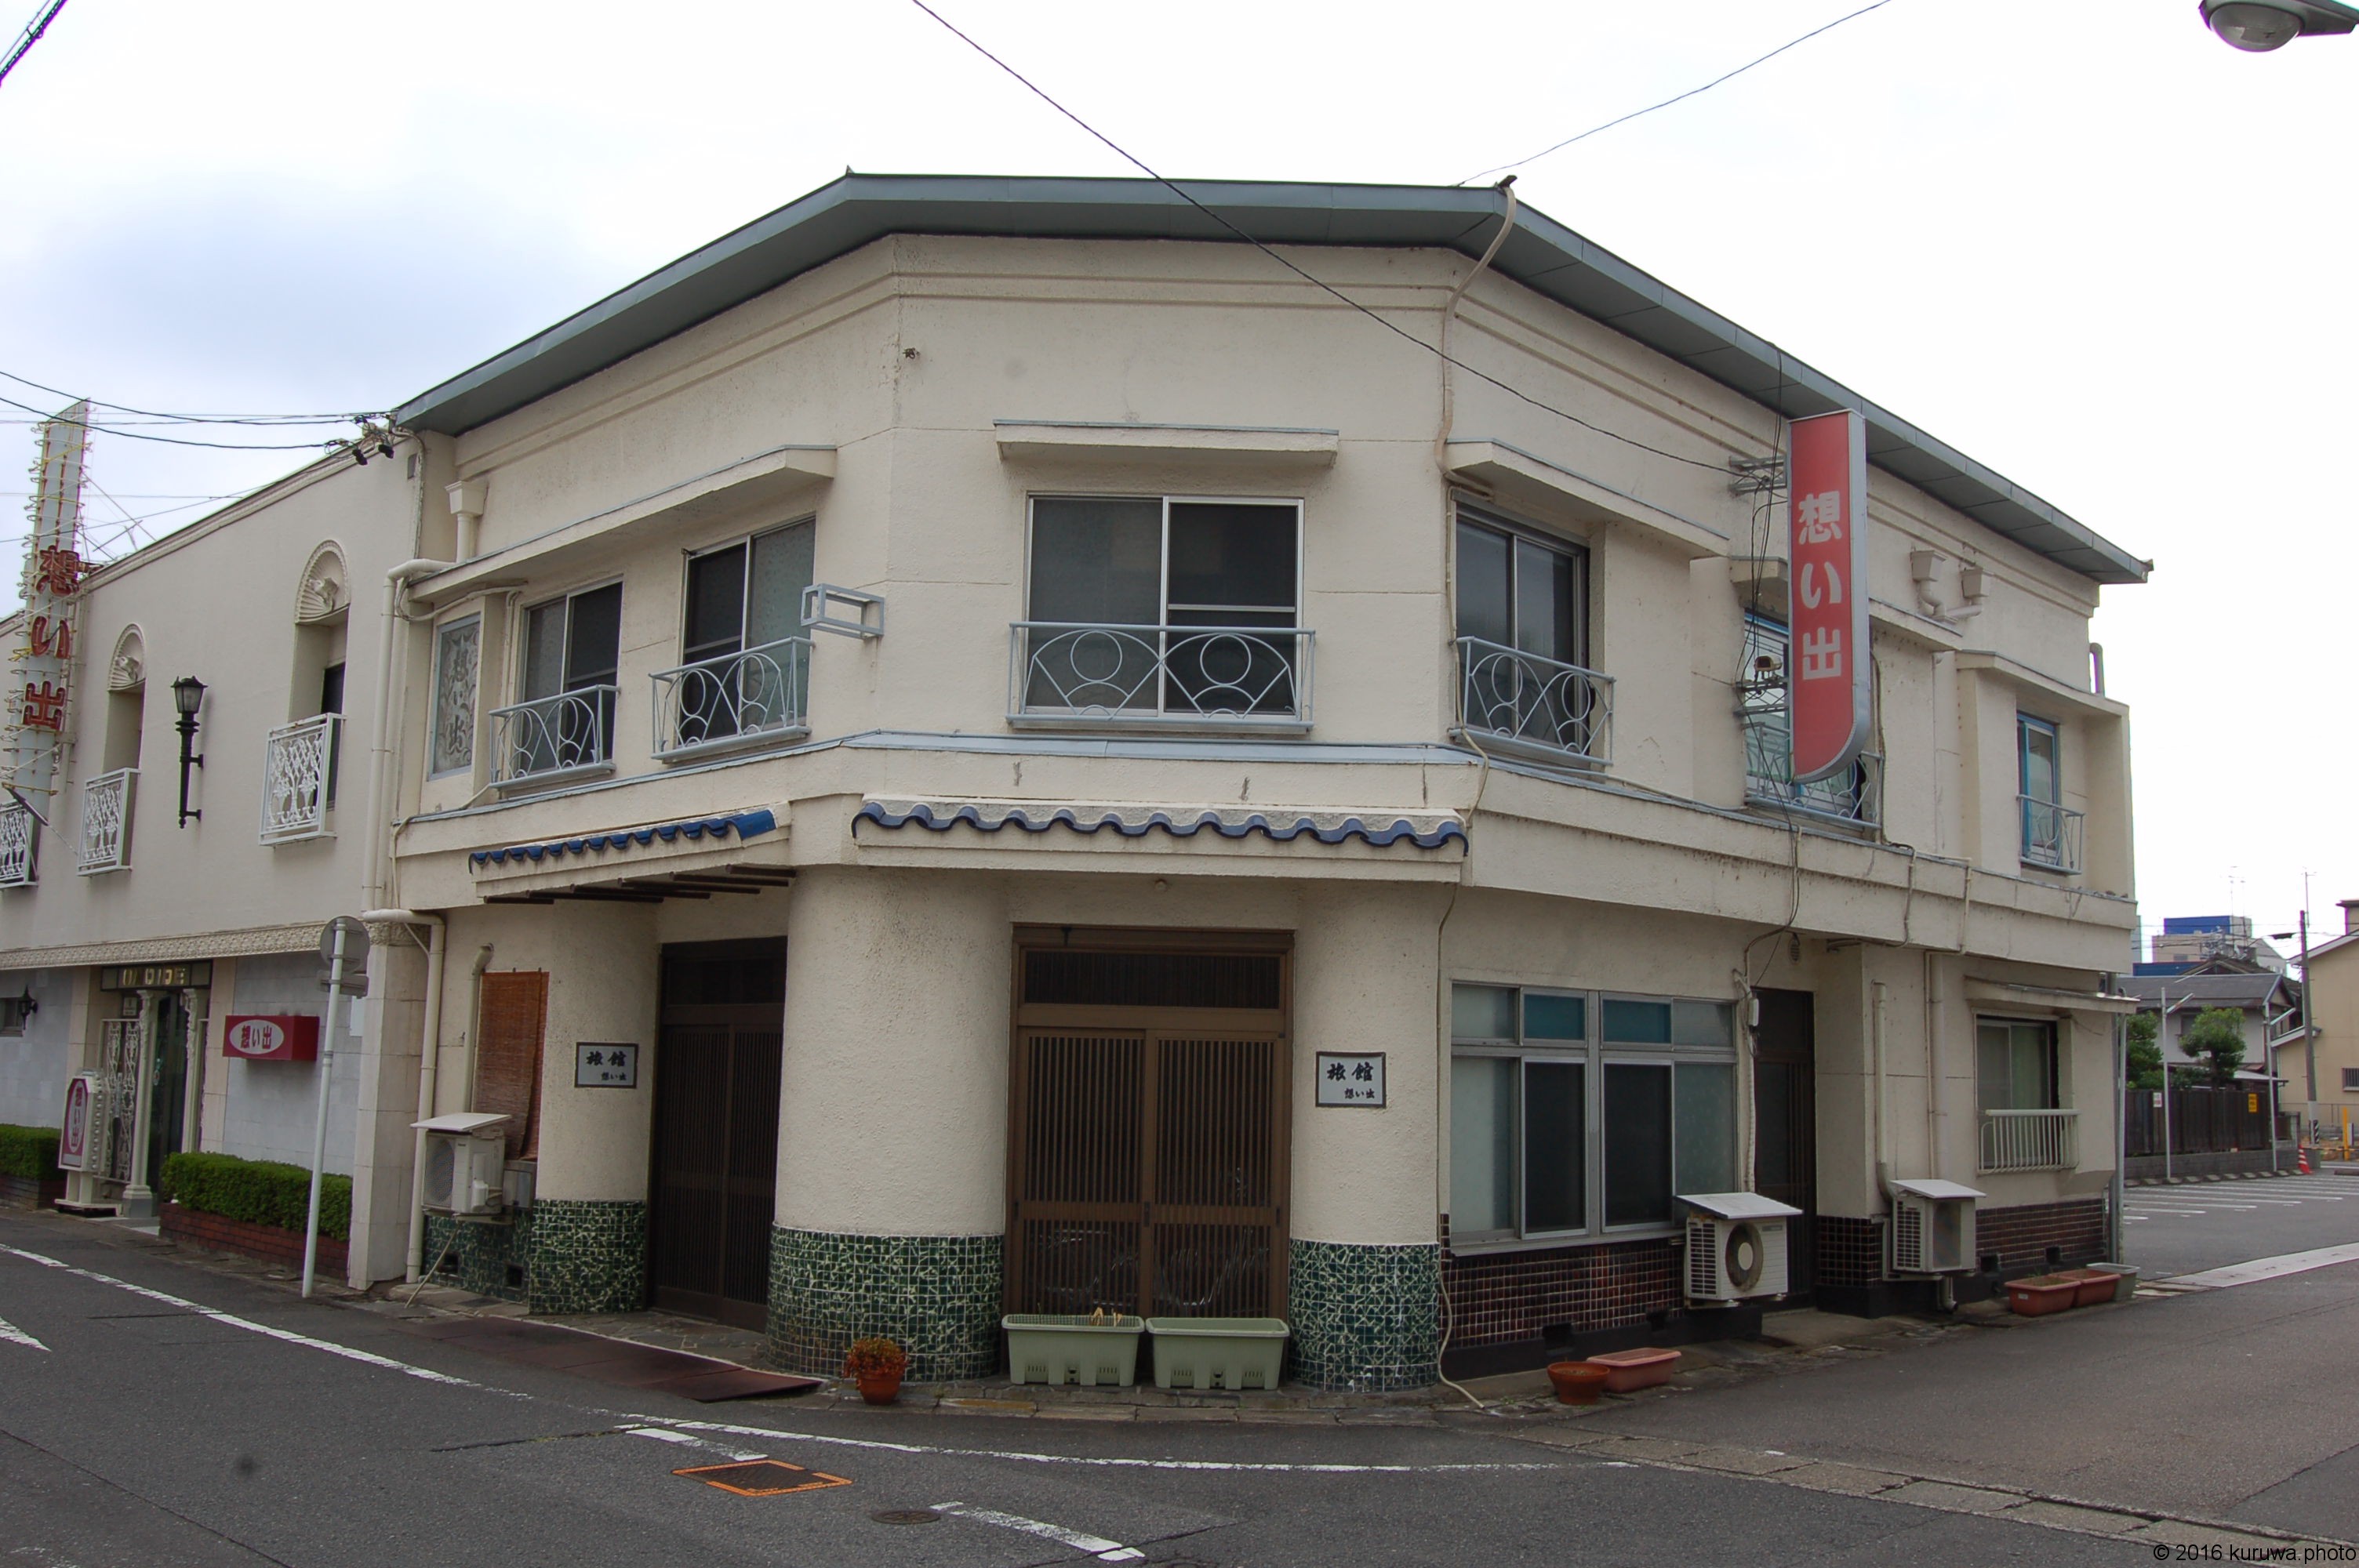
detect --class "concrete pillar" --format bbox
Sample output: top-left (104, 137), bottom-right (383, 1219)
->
top-left (347, 934), bottom-right (427, 1287)
top-left (769, 866), bottom-right (1009, 1379)
top-left (1288, 882), bottom-right (1448, 1390)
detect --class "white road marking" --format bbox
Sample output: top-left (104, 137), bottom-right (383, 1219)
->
top-left (2168, 1240), bottom-right (2359, 1290)
top-left (0, 1243), bottom-right (503, 1392)
top-left (623, 1414), bottom-right (1565, 1474)
top-left (0, 1314), bottom-right (46, 1352)
top-left (624, 1426), bottom-right (767, 1463)
top-left (934, 1501), bottom-right (1143, 1563)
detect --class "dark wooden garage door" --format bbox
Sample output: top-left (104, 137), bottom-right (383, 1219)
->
top-left (1005, 931), bottom-right (1290, 1321)
top-left (649, 942), bottom-right (784, 1328)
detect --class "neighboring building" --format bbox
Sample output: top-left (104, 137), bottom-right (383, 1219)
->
top-left (5, 175), bottom-right (2150, 1389)
top-left (2118, 964), bottom-right (2302, 1078)
top-left (2281, 901), bottom-right (2359, 1124)
top-left (0, 431), bottom-right (434, 1258)
top-left (2139, 913), bottom-right (2286, 975)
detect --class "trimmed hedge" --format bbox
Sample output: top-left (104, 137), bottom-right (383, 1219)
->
top-left (0, 1124), bottom-right (61, 1181)
top-left (160, 1152), bottom-right (350, 1241)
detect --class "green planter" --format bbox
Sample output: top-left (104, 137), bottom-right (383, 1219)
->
top-left (1002, 1314), bottom-right (1145, 1386)
top-left (1145, 1316), bottom-right (1289, 1391)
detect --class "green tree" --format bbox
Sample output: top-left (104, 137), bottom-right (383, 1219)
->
top-left (2181, 1007), bottom-right (2248, 1087)
top-left (2126, 1012), bottom-right (2164, 1092)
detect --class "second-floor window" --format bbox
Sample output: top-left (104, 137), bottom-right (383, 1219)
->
top-left (1740, 615), bottom-right (1876, 826)
top-left (516, 583), bottom-right (621, 773)
top-left (668, 521), bottom-right (815, 752)
top-left (1452, 507), bottom-right (1608, 764)
top-left (2018, 713), bottom-right (2077, 870)
top-left (1017, 495), bottom-right (1304, 722)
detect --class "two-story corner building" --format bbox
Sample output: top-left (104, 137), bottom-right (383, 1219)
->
top-left (362, 173), bottom-right (2146, 1388)
top-left (0, 423), bottom-right (445, 1269)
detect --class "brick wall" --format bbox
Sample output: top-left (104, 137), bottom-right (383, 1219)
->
top-left (1439, 1215), bottom-right (1681, 1350)
top-left (0, 1174), bottom-right (62, 1211)
top-left (1816, 1214), bottom-right (1885, 1287)
top-left (1974, 1197), bottom-right (2107, 1274)
top-left (161, 1201), bottom-right (347, 1275)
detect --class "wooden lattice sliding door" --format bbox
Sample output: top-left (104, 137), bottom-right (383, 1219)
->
top-left (1006, 930), bottom-right (1290, 1322)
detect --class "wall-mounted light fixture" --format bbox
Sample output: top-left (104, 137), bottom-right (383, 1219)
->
top-left (1, 984), bottom-right (34, 1033)
top-left (171, 675), bottom-right (206, 827)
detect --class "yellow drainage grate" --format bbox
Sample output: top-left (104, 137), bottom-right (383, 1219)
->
top-left (674, 1460), bottom-right (852, 1497)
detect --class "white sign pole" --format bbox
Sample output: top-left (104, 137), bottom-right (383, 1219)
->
top-left (301, 923), bottom-right (349, 1299)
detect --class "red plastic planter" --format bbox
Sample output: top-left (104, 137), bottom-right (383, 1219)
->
top-left (1586, 1347), bottom-right (1681, 1393)
top-left (2005, 1276), bottom-right (2080, 1316)
top-left (1546, 1361), bottom-right (1612, 1405)
top-left (2057, 1269), bottom-right (2121, 1308)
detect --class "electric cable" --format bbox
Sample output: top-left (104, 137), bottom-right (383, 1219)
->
top-left (0, 368), bottom-right (367, 426)
top-left (905, 0), bottom-right (1738, 476)
top-left (1457, 0), bottom-right (1900, 184)
top-left (0, 393), bottom-right (342, 451)
top-left (0, 0), bottom-right (67, 91)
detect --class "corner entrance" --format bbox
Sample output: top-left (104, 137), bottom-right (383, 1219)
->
top-left (1005, 929), bottom-right (1291, 1322)
top-left (649, 941), bottom-right (784, 1328)
top-left (1753, 988), bottom-right (1818, 1298)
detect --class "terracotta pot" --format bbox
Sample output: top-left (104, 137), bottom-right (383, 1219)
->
top-left (1546, 1360), bottom-right (1612, 1405)
top-left (2005, 1276), bottom-right (2079, 1317)
top-left (855, 1368), bottom-right (904, 1405)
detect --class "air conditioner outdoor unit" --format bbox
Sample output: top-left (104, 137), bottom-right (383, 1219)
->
top-left (1887, 1178), bottom-right (1984, 1275)
top-left (1681, 1192), bottom-right (1805, 1307)
top-left (413, 1112), bottom-right (510, 1217)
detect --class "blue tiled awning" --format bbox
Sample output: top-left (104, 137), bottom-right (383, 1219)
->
top-left (853, 800), bottom-right (1466, 851)
top-left (471, 808), bottom-right (778, 869)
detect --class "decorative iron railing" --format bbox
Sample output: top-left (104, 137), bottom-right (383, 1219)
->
top-left (1741, 710), bottom-right (1882, 827)
top-left (2019, 794), bottom-right (2085, 873)
top-left (651, 637), bottom-right (810, 760)
top-left (1009, 622), bottom-right (1313, 731)
top-left (489, 686), bottom-right (616, 788)
top-left (0, 800), bottom-right (35, 887)
top-left (1979, 1108), bottom-right (2079, 1172)
top-left (78, 768), bottom-right (135, 873)
top-left (260, 714), bottom-right (340, 844)
top-left (1453, 636), bottom-right (1613, 767)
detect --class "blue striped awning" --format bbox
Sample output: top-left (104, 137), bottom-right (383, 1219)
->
top-left (471, 808), bottom-right (778, 869)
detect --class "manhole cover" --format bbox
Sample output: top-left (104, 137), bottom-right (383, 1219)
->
top-left (674, 1460), bottom-right (851, 1497)
top-left (870, 1508), bottom-right (945, 1525)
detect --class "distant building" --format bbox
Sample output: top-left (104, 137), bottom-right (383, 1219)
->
top-left (2118, 965), bottom-right (2303, 1079)
top-left (2281, 901), bottom-right (2359, 1120)
top-left (2139, 913), bottom-right (2286, 975)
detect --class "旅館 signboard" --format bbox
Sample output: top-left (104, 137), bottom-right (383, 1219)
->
top-left (1786, 409), bottom-right (1870, 783)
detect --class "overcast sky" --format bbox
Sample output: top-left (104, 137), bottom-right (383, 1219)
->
top-left (3, 0), bottom-right (2350, 958)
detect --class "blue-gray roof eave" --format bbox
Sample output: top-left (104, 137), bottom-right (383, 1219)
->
top-left (394, 173), bottom-right (2148, 586)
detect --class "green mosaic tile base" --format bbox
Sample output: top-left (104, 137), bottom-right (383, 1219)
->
top-left (424, 1210), bottom-right (535, 1303)
top-left (765, 1227), bottom-right (1002, 1381)
top-left (1289, 1238), bottom-right (1441, 1392)
top-left (527, 1200), bottom-right (648, 1316)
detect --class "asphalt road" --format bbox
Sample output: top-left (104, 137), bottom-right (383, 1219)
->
top-left (0, 1211), bottom-right (2210, 1568)
top-left (2122, 1171), bottom-right (2359, 1277)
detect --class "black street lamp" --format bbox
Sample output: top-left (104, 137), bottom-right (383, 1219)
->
top-left (170, 675), bottom-right (205, 827)
top-left (2201, 0), bottom-right (2359, 50)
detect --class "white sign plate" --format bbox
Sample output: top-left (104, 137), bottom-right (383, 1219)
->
top-left (575, 1042), bottom-right (638, 1088)
top-left (1315, 1051), bottom-right (1385, 1108)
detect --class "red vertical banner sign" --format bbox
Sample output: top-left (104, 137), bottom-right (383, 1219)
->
top-left (1786, 409), bottom-right (1870, 782)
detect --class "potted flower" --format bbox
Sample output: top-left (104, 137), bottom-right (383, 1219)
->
top-left (843, 1336), bottom-right (909, 1404)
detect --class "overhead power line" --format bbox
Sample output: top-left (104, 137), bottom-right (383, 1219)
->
top-left (0, 367), bottom-right (369, 426)
top-left (0, 0), bottom-right (67, 91)
top-left (0, 393), bottom-right (343, 451)
top-left (904, 0), bottom-right (1736, 475)
top-left (1457, 0), bottom-right (1900, 185)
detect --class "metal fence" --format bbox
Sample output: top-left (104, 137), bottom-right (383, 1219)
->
top-left (2121, 1085), bottom-right (2285, 1156)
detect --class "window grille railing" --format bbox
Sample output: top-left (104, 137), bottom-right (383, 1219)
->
top-left (1008, 622), bottom-right (1312, 731)
top-left (1741, 710), bottom-right (1882, 827)
top-left (260, 714), bottom-right (340, 844)
top-left (651, 636), bottom-right (810, 760)
top-left (489, 686), bottom-right (617, 788)
top-left (1453, 636), bottom-right (1612, 767)
top-left (2019, 793), bottom-right (2085, 873)
top-left (0, 800), bottom-right (36, 887)
top-left (1979, 1108), bottom-right (2079, 1171)
top-left (77, 768), bottom-right (135, 873)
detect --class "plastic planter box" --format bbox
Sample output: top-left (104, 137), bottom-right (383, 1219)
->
top-left (1586, 1347), bottom-right (1681, 1392)
top-left (1145, 1317), bottom-right (1289, 1391)
top-left (2057, 1268), bottom-right (2123, 1308)
top-left (1003, 1314), bottom-right (1145, 1386)
top-left (2005, 1275), bottom-right (2079, 1316)
top-left (2089, 1261), bottom-right (2139, 1301)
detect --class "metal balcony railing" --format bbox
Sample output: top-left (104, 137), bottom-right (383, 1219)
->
top-left (1741, 710), bottom-right (1881, 828)
top-left (2019, 794), bottom-right (2085, 873)
top-left (489, 686), bottom-right (617, 789)
top-left (77, 768), bottom-right (134, 873)
top-left (1454, 636), bottom-right (1613, 768)
top-left (651, 636), bottom-right (811, 760)
top-left (0, 800), bottom-right (35, 887)
top-left (1979, 1108), bottom-right (2080, 1171)
top-left (260, 713), bottom-right (340, 844)
top-left (1009, 622), bottom-right (1313, 731)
